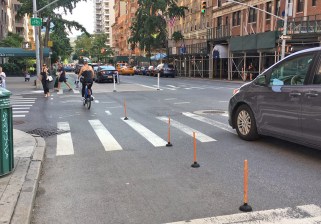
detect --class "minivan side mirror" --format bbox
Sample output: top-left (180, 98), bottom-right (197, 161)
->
top-left (255, 75), bottom-right (268, 86)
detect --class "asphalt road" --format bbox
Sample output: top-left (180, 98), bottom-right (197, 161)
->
top-left (7, 74), bottom-right (321, 224)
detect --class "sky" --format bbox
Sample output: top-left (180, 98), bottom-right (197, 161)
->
top-left (57, 0), bottom-right (94, 37)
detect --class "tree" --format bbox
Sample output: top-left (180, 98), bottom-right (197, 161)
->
top-left (172, 31), bottom-right (184, 43)
top-left (0, 32), bottom-right (24, 47)
top-left (129, 0), bottom-right (187, 58)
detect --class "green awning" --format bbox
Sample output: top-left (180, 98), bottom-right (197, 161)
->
top-left (135, 56), bottom-right (149, 62)
top-left (114, 56), bottom-right (129, 62)
top-left (0, 47), bottom-right (51, 57)
top-left (230, 31), bottom-right (277, 52)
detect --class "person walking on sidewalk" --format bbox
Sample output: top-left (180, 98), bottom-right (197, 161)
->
top-left (57, 63), bottom-right (72, 91)
top-left (0, 66), bottom-right (6, 88)
top-left (40, 64), bottom-right (50, 97)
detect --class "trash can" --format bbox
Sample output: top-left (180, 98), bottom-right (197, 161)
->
top-left (0, 87), bottom-right (14, 176)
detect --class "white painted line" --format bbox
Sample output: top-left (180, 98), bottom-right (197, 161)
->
top-left (182, 112), bottom-right (235, 134)
top-left (12, 105), bottom-right (33, 107)
top-left (56, 122), bottom-right (74, 156)
top-left (157, 116), bottom-right (216, 142)
top-left (106, 106), bottom-right (122, 109)
top-left (89, 120), bottom-right (122, 151)
top-left (221, 113), bottom-right (228, 117)
top-left (57, 89), bottom-right (63, 94)
top-left (153, 85), bottom-right (176, 90)
top-left (166, 204), bottom-right (321, 224)
top-left (12, 111), bottom-right (29, 114)
top-left (166, 85), bottom-right (179, 88)
top-left (297, 204), bottom-right (321, 217)
top-left (13, 115), bottom-right (25, 118)
top-left (164, 98), bottom-right (177, 101)
top-left (122, 118), bottom-right (167, 147)
top-left (11, 101), bottom-right (35, 103)
top-left (12, 107), bottom-right (30, 110)
top-left (174, 102), bottom-right (190, 105)
top-left (94, 100), bottom-right (99, 103)
top-left (105, 111), bottom-right (112, 115)
top-left (73, 89), bottom-right (80, 94)
top-left (137, 84), bottom-right (162, 90)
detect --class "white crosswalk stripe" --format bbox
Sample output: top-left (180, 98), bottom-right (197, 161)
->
top-left (182, 112), bottom-right (235, 134)
top-left (89, 119), bottom-right (122, 151)
top-left (157, 116), bottom-right (216, 142)
top-left (11, 97), bottom-right (36, 118)
top-left (122, 118), bottom-right (167, 147)
top-left (56, 122), bottom-right (74, 156)
top-left (166, 204), bottom-right (321, 224)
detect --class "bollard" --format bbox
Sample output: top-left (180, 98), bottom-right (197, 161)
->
top-left (124, 98), bottom-right (128, 120)
top-left (239, 160), bottom-right (252, 212)
top-left (166, 115), bottom-right (172, 147)
top-left (157, 72), bottom-right (160, 90)
top-left (191, 132), bottom-right (200, 168)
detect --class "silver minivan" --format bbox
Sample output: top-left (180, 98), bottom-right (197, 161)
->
top-left (228, 47), bottom-right (321, 150)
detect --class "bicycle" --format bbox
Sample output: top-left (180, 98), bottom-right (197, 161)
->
top-left (83, 83), bottom-right (92, 109)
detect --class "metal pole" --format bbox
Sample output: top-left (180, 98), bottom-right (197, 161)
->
top-left (33, 0), bottom-right (41, 84)
top-left (281, 0), bottom-right (289, 59)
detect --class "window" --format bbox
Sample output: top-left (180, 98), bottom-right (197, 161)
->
top-left (232, 11), bottom-right (241, 26)
top-left (217, 16), bottom-right (222, 27)
top-left (312, 0), bottom-right (316, 6)
top-left (297, 0), bottom-right (304, 12)
top-left (275, 0), bottom-right (280, 16)
top-left (225, 16), bottom-right (229, 27)
top-left (218, 0), bottom-right (222, 7)
top-left (266, 2), bottom-right (272, 19)
top-left (269, 54), bottom-right (314, 86)
top-left (248, 6), bottom-right (257, 23)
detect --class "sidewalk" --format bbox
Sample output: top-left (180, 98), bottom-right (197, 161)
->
top-left (0, 130), bottom-right (45, 224)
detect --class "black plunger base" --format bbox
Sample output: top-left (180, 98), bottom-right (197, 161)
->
top-left (124, 117), bottom-right (129, 120)
top-left (191, 161), bottom-right (200, 168)
top-left (239, 203), bottom-right (252, 212)
top-left (166, 142), bottom-right (172, 147)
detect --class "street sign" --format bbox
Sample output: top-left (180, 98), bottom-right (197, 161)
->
top-left (31, 18), bottom-right (42, 26)
top-left (48, 41), bottom-right (53, 47)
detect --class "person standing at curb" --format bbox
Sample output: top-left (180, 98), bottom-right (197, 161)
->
top-left (40, 64), bottom-right (50, 97)
top-left (57, 63), bottom-right (72, 91)
top-left (0, 66), bottom-right (6, 88)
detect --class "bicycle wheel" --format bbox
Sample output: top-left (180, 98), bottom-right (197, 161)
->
top-left (85, 98), bottom-right (91, 109)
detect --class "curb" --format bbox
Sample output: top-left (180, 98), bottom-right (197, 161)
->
top-left (11, 135), bottom-right (46, 224)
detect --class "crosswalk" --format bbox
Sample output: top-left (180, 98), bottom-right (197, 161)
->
top-left (166, 204), bottom-right (321, 224)
top-left (55, 112), bottom-right (233, 156)
top-left (11, 96), bottom-right (37, 118)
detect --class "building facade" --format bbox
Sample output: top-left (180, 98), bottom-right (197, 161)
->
top-left (94, 0), bottom-right (115, 46)
top-left (168, 0), bottom-right (321, 80)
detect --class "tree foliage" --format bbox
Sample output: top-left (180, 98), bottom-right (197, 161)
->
top-left (129, 0), bottom-right (187, 57)
top-left (0, 32), bottom-right (24, 47)
top-left (172, 31), bottom-right (184, 43)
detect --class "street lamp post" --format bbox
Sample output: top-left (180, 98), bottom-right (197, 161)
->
top-left (32, 0), bottom-right (62, 84)
top-left (227, 0), bottom-right (288, 59)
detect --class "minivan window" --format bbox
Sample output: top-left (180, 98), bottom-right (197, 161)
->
top-left (312, 61), bottom-right (321, 84)
top-left (269, 54), bottom-right (314, 86)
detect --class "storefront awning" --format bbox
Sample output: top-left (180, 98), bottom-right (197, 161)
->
top-left (0, 47), bottom-right (51, 57)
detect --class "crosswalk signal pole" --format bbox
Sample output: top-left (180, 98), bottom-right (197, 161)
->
top-left (32, 0), bottom-right (41, 88)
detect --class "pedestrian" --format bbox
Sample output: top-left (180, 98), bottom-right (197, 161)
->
top-left (57, 63), bottom-right (72, 91)
top-left (24, 70), bottom-right (30, 82)
top-left (248, 63), bottom-right (255, 81)
top-left (40, 64), bottom-right (50, 97)
top-left (0, 66), bottom-right (6, 88)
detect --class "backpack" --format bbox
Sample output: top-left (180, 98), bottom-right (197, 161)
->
top-left (81, 70), bottom-right (93, 83)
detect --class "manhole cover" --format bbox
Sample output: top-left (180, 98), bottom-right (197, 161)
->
top-left (13, 120), bottom-right (25, 125)
top-left (26, 128), bottom-right (69, 138)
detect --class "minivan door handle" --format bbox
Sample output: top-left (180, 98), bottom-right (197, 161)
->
top-left (289, 92), bottom-right (301, 97)
top-left (305, 92), bottom-right (319, 97)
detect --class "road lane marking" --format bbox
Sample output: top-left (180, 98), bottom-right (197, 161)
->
top-left (13, 115), bottom-right (25, 118)
top-left (12, 107), bottom-right (30, 110)
top-left (56, 122), bottom-right (74, 156)
top-left (89, 120), bottom-right (122, 151)
top-left (166, 204), bottom-right (321, 224)
top-left (122, 118), bottom-right (167, 147)
top-left (164, 98), bottom-right (177, 101)
top-left (157, 116), bottom-right (216, 142)
top-left (182, 112), bottom-right (235, 134)
top-left (105, 111), bottom-right (112, 115)
top-left (12, 111), bottom-right (29, 114)
top-left (73, 89), bottom-right (80, 94)
top-left (12, 105), bottom-right (33, 107)
top-left (153, 85), bottom-right (176, 90)
top-left (174, 102), bottom-right (190, 105)
top-left (136, 84), bottom-right (163, 90)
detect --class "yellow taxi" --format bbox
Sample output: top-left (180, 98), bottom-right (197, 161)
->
top-left (116, 63), bottom-right (135, 75)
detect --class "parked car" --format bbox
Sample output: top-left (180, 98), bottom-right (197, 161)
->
top-left (228, 47), bottom-right (321, 150)
top-left (155, 63), bottom-right (176, 77)
top-left (95, 65), bottom-right (118, 83)
top-left (120, 65), bottom-right (135, 75)
top-left (64, 65), bottom-right (74, 72)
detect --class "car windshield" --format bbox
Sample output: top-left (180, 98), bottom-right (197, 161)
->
top-left (99, 65), bottom-right (116, 70)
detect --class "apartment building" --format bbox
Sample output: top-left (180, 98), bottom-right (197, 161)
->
top-left (94, 0), bottom-right (115, 46)
top-left (112, 0), bottom-right (141, 57)
top-left (168, 0), bottom-right (321, 80)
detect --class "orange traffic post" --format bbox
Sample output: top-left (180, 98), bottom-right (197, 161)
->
top-left (239, 160), bottom-right (252, 212)
top-left (124, 98), bottom-right (128, 120)
top-left (166, 115), bottom-right (172, 147)
top-left (191, 132), bottom-right (200, 168)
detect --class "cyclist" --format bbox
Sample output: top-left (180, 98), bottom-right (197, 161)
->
top-left (78, 59), bottom-right (94, 101)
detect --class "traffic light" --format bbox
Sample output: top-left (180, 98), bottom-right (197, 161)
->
top-left (201, 1), bottom-right (206, 14)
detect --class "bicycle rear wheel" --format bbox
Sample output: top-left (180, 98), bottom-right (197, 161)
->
top-left (85, 98), bottom-right (91, 109)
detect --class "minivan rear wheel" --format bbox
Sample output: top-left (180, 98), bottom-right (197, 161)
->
top-left (234, 105), bottom-right (259, 141)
